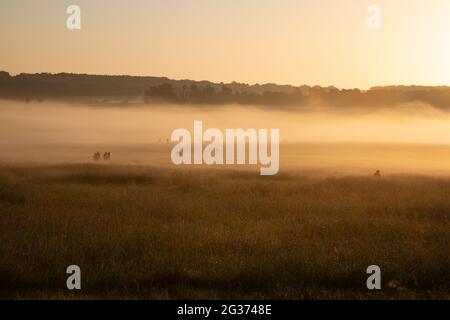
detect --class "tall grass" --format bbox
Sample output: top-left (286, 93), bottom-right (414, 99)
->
top-left (0, 164), bottom-right (448, 299)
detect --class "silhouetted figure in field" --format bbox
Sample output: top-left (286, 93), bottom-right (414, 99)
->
top-left (93, 152), bottom-right (101, 162)
top-left (102, 152), bottom-right (111, 161)
top-left (373, 170), bottom-right (381, 177)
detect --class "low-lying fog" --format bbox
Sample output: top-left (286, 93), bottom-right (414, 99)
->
top-left (1, 99), bottom-right (450, 175)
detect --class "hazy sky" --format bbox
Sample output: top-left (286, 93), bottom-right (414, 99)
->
top-left (1, 0), bottom-right (449, 88)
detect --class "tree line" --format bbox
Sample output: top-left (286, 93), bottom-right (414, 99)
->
top-left (2, 70), bottom-right (450, 109)
top-left (144, 82), bottom-right (450, 109)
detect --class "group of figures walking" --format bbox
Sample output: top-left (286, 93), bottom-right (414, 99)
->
top-left (93, 152), bottom-right (111, 162)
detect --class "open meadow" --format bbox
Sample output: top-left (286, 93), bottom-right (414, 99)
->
top-left (1, 100), bottom-right (449, 299)
top-left (0, 162), bottom-right (448, 299)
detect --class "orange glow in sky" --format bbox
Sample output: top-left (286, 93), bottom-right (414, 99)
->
top-left (1, 0), bottom-right (450, 88)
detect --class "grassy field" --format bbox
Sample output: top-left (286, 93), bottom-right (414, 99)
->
top-left (0, 163), bottom-right (448, 299)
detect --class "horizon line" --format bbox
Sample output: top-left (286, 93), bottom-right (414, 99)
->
top-left (2, 69), bottom-right (450, 92)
